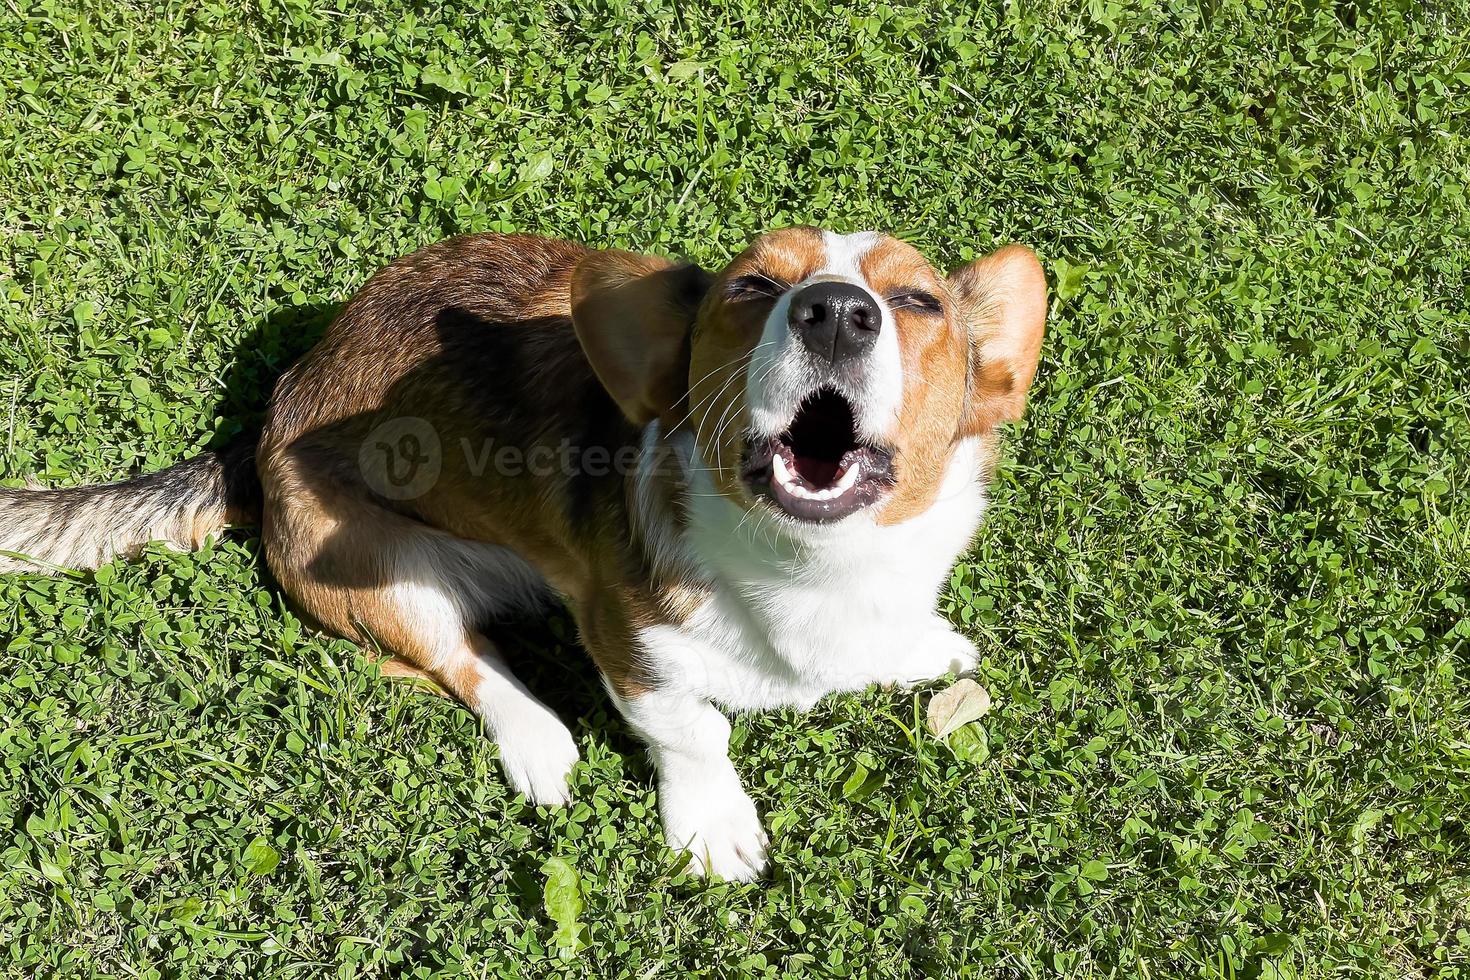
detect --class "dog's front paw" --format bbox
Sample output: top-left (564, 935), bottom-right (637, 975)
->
top-left (659, 769), bottom-right (769, 882)
top-left (930, 626), bottom-right (980, 677)
top-left (881, 623), bottom-right (979, 689)
top-left (492, 705), bottom-right (580, 806)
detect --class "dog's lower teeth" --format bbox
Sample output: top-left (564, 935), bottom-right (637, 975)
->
top-left (772, 452), bottom-right (799, 492)
top-left (771, 450), bottom-right (865, 504)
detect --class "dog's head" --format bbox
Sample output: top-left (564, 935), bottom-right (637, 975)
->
top-left (571, 227), bottom-right (1047, 527)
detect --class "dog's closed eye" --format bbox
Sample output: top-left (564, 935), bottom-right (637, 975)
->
top-left (726, 273), bottom-right (789, 302)
top-left (885, 290), bottom-right (944, 314)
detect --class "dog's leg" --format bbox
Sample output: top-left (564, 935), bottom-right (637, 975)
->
top-left (261, 474), bottom-right (578, 804)
top-left (578, 598), bottom-right (769, 879)
top-left (436, 631), bottom-right (581, 806)
top-left (611, 687), bottom-right (769, 881)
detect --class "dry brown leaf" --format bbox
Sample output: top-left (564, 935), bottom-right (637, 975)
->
top-left (926, 678), bottom-right (992, 738)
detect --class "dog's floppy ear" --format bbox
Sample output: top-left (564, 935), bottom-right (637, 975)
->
top-left (571, 249), bottom-right (712, 426)
top-left (948, 245), bottom-right (1048, 436)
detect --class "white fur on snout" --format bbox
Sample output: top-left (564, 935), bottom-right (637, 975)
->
top-left (746, 230), bottom-right (904, 444)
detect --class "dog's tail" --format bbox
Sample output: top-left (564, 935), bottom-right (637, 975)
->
top-left (0, 437), bottom-right (261, 573)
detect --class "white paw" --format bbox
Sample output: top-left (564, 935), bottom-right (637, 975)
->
top-left (933, 627), bottom-right (979, 676)
top-left (658, 768), bottom-right (769, 881)
top-left (489, 704), bottom-right (580, 806)
top-left (882, 624), bottom-right (979, 689)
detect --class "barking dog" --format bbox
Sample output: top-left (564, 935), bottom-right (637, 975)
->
top-left (0, 228), bottom-right (1047, 880)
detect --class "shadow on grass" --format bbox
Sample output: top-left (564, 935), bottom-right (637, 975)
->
top-left (207, 300), bottom-right (341, 445)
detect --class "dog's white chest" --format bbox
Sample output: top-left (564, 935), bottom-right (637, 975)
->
top-left (642, 446), bottom-right (988, 710)
top-left (675, 565), bottom-right (947, 710)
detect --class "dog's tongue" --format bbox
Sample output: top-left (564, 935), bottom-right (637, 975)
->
top-left (793, 455), bottom-right (841, 488)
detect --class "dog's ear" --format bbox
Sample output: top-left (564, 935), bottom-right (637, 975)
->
top-left (571, 249), bottom-right (712, 426)
top-left (947, 245), bottom-right (1048, 436)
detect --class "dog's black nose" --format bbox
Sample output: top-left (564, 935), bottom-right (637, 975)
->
top-left (787, 281), bottom-right (880, 363)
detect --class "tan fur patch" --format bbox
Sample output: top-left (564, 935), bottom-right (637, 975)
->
top-left (858, 238), bottom-right (973, 526)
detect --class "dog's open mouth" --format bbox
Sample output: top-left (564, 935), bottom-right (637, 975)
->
top-left (741, 388), bottom-right (896, 523)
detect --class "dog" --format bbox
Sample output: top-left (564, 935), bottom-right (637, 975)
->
top-left (0, 228), bottom-right (1047, 880)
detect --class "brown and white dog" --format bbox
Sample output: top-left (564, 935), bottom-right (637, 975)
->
top-left (0, 228), bottom-right (1046, 880)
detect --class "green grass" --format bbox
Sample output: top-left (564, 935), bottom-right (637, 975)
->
top-left (2, 0), bottom-right (1468, 976)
